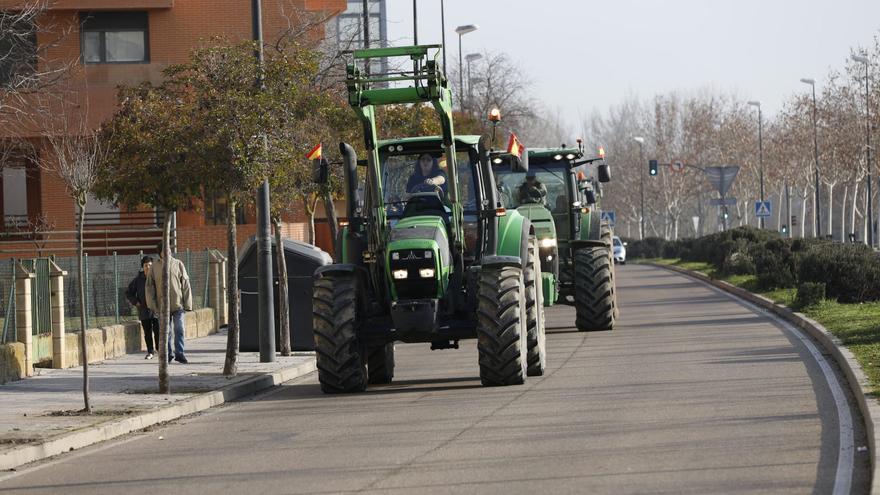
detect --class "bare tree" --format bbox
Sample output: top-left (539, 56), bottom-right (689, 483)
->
top-left (40, 105), bottom-right (107, 413)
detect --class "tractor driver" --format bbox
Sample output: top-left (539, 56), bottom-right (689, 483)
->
top-left (517, 170), bottom-right (547, 206)
top-left (406, 153), bottom-right (447, 196)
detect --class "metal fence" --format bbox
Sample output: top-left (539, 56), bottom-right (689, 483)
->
top-left (0, 250), bottom-right (214, 336)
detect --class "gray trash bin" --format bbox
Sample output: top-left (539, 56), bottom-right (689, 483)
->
top-left (238, 236), bottom-right (332, 352)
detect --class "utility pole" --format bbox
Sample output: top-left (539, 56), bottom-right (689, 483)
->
top-left (748, 100), bottom-right (765, 228)
top-left (634, 137), bottom-right (646, 240)
top-left (253, 0), bottom-right (275, 362)
top-left (853, 54), bottom-right (874, 247)
top-left (801, 78), bottom-right (822, 237)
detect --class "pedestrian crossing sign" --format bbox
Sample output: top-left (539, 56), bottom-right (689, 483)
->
top-left (755, 201), bottom-right (771, 218)
top-left (601, 210), bottom-right (616, 225)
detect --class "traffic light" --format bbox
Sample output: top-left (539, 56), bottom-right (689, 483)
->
top-left (791, 215), bottom-right (798, 228)
top-left (649, 159), bottom-right (658, 176)
top-left (781, 225), bottom-right (788, 234)
top-left (722, 207), bottom-right (729, 220)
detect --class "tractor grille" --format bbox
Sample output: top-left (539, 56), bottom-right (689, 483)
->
top-left (390, 249), bottom-right (437, 299)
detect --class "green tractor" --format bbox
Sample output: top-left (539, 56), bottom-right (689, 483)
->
top-left (312, 45), bottom-right (546, 393)
top-left (491, 143), bottom-right (618, 331)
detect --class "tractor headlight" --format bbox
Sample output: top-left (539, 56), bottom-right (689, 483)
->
top-left (540, 238), bottom-right (557, 248)
top-left (392, 269), bottom-right (408, 280)
top-left (419, 268), bottom-right (435, 278)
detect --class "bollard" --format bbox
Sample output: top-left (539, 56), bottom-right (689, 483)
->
top-left (14, 262), bottom-right (34, 377)
top-left (49, 260), bottom-right (68, 369)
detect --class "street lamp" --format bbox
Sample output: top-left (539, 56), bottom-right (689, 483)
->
top-left (464, 53), bottom-right (482, 114)
top-left (800, 77), bottom-right (822, 238)
top-left (633, 136), bottom-right (646, 240)
top-left (455, 24), bottom-right (478, 111)
top-left (747, 100), bottom-right (765, 229)
top-left (852, 53), bottom-right (874, 247)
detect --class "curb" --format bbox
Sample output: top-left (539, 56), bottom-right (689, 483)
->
top-left (647, 262), bottom-right (879, 494)
top-left (0, 358), bottom-right (316, 472)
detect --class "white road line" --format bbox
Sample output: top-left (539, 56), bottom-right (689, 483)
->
top-left (696, 279), bottom-right (854, 495)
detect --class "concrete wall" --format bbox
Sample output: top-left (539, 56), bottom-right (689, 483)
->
top-left (62, 307), bottom-right (216, 368)
top-left (0, 343), bottom-right (26, 384)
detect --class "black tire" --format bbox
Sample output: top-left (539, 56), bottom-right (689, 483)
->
top-left (574, 246), bottom-right (615, 331)
top-left (313, 273), bottom-right (367, 393)
top-left (599, 222), bottom-right (620, 319)
top-left (477, 264), bottom-right (527, 386)
top-left (524, 237), bottom-right (546, 377)
top-left (367, 343), bottom-right (395, 384)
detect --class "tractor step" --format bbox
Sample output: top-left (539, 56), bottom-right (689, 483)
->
top-left (430, 340), bottom-right (460, 350)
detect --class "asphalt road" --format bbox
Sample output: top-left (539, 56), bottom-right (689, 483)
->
top-left (0, 264), bottom-right (870, 494)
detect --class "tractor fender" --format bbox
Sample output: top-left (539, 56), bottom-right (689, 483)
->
top-left (482, 255), bottom-right (522, 269)
top-left (579, 209), bottom-right (601, 241)
top-left (497, 211), bottom-right (533, 268)
top-left (568, 239), bottom-right (608, 250)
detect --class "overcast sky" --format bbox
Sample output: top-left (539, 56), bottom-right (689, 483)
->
top-left (385, 0), bottom-right (880, 129)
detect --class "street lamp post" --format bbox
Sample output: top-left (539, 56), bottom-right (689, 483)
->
top-left (252, 0), bottom-right (275, 362)
top-left (634, 136), bottom-right (646, 240)
top-left (800, 78), bottom-right (822, 238)
top-left (852, 54), bottom-right (874, 247)
top-left (454, 24), bottom-right (478, 111)
top-left (465, 53), bottom-right (482, 115)
top-left (747, 100), bottom-right (765, 229)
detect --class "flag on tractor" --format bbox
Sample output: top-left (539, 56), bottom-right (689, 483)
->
top-left (306, 143), bottom-right (322, 161)
top-left (507, 133), bottom-right (523, 158)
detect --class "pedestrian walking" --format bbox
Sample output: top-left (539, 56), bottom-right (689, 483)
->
top-left (125, 256), bottom-right (160, 360)
top-left (146, 244), bottom-right (193, 364)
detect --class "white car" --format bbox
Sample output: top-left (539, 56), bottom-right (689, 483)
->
top-left (612, 236), bottom-right (626, 264)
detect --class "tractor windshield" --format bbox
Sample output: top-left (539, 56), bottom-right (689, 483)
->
top-left (495, 163), bottom-right (570, 214)
top-left (381, 151), bottom-right (477, 218)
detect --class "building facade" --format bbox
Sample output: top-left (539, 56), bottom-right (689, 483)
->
top-left (0, 0), bottom-right (347, 257)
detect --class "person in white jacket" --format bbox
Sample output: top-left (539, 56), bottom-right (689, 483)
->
top-left (146, 245), bottom-right (193, 364)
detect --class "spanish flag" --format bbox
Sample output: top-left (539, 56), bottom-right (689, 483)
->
top-left (507, 133), bottom-right (523, 158)
top-left (306, 143), bottom-right (322, 161)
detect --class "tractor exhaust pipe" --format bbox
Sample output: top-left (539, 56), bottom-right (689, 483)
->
top-left (339, 142), bottom-right (359, 223)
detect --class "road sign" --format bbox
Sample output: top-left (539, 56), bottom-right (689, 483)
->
top-left (755, 200), bottom-right (772, 218)
top-left (705, 166), bottom-right (740, 196)
top-left (708, 197), bottom-right (737, 206)
top-left (670, 160), bottom-right (684, 172)
top-left (601, 210), bottom-right (616, 226)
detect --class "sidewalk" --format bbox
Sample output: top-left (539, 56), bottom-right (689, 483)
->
top-left (0, 329), bottom-right (316, 471)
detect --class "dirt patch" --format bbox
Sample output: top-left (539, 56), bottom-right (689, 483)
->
top-left (46, 408), bottom-right (138, 417)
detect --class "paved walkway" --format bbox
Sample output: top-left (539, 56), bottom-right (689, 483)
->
top-left (0, 329), bottom-right (315, 461)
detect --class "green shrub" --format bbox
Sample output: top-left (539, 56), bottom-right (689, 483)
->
top-left (627, 237), bottom-right (666, 259)
top-left (722, 251), bottom-right (755, 275)
top-left (749, 238), bottom-right (797, 290)
top-left (798, 243), bottom-right (880, 303)
top-left (794, 282), bottom-right (825, 309)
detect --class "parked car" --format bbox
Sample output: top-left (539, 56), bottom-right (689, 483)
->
top-left (613, 236), bottom-right (626, 264)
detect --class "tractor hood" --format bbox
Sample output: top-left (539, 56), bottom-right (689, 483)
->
top-left (386, 216), bottom-right (451, 300)
top-left (516, 204), bottom-right (557, 241)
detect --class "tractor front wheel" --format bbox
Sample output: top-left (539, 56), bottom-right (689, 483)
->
top-left (524, 237), bottom-right (546, 376)
top-left (313, 272), bottom-right (367, 393)
top-left (477, 264), bottom-right (528, 386)
top-left (367, 343), bottom-right (395, 384)
top-left (574, 247), bottom-right (615, 331)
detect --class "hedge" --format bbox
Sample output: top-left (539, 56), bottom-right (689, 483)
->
top-left (626, 226), bottom-right (880, 303)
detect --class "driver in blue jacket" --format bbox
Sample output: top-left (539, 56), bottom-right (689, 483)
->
top-left (406, 153), bottom-right (447, 195)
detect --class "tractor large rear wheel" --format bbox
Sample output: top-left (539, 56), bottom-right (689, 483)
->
top-left (574, 246), bottom-right (615, 331)
top-left (313, 273), bottom-right (367, 393)
top-left (524, 237), bottom-right (546, 376)
top-left (477, 264), bottom-right (528, 386)
top-left (367, 343), bottom-right (395, 384)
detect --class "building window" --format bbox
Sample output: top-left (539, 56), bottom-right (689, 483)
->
top-left (0, 18), bottom-right (36, 86)
top-left (80, 12), bottom-right (149, 64)
top-left (2, 166), bottom-right (27, 228)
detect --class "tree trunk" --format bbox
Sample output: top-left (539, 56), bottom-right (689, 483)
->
top-left (841, 185), bottom-right (848, 241)
top-left (800, 189), bottom-right (808, 239)
top-left (158, 210), bottom-right (171, 394)
top-left (827, 182), bottom-right (834, 238)
top-left (76, 200), bottom-right (91, 413)
top-left (223, 198), bottom-right (240, 376)
top-left (851, 182), bottom-right (860, 240)
top-left (273, 217), bottom-right (291, 356)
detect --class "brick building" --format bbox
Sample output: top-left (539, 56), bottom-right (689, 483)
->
top-left (0, 0), bottom-right (347, 257)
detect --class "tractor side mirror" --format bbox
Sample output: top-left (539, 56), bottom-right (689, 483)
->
top-left (313, 158), bottom-right (329, 185)
top-left (597, 163), bottom-right (611, 183)
top-left (509, 154), bottom-right (528, 173)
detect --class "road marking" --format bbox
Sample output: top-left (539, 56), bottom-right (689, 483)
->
top-left (696, 279), bottom-right (854, 495)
